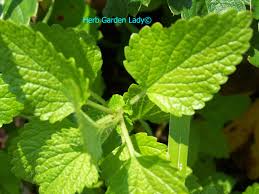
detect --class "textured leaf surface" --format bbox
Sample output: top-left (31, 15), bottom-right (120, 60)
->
top-left (0, 20), bottom-right (88, 122)
top-left (0, 151), bottom-right (20, 194)
top-left (243, 183), bottom-right (259, 194)
top-left (205, 0), bottom-right (246, 13)
top-left (124, 10), bottom-right (252, 116)
top-left (2, 0), bottom-right (38, 24)
top-left (0, 74), bottom-right (23, 127)
top-left (108, 94), bottom-right (125, 112)
top-left (102, 133), bottom-right (168, 182)
top-left (33, 23), bottom-right (102, 84)
top-left (106, 156), bottom-right (188, 194)
top-left (121, 133), bottom-right (168, 161)
top-left (9, 119), bottom-right (74, 182)
top-left (35, 126), bottom-right (99, 194)
top-left (124, 84), bottom-right (169, 123)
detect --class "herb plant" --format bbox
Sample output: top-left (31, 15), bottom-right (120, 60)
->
top-left (0, 0), bottom-right (258, 194)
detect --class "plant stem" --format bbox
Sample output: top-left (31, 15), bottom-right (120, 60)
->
top-left (120, 117), bottom-right (135, 157)
top-left (168, 114), bottom-right (191, 175)
top-left (42, 0), bottom-right (55, 24)
top-left (90, 90), bottom-right (106, 105)
top-left (129, 91), bottom-right (145, 105)
top-left (87, 100), bottom-right (114, 114)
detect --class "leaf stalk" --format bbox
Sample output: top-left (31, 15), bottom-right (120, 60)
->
top-left (120, 117), bottom-right (135, 157)
top-left (42, 0), bottom-right (55, 23)
top-left (87, 100), bottom-right (114, 114)
top-left (168, 115), bottom-right (191, 175)
top-left (90, 90), bottom-right (107, 105)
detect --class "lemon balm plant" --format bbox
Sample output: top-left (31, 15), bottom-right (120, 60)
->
top-left (0, 5), bottom-right (255, 194)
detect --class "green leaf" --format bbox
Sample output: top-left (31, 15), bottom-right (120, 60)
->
top-left (81, 187), bottom-right (105, 194)
top-left (0, 20), bottom-right (89, 122)
top-left (185, 174), bottom-right (203, 194)
top-left (108, 94), bottom-right (125, 112)
top-left (103, 0), bottom-right (151, 17)
top-left (48, 0), bottom-right (85, 28)
top-left (139, 0), bottom-right (164, 12)
top-left (35, 124), bottom-right (99, 194)
top-left (187, 172), bottom-right (235, 194)
top-left (181, 0), bottom-right (208, 19)
top-left (248, 21), bottom-right (259, 68)
top-left (83, 106), bottom-right (107, 122)
top-left (10, 115), bottom-right (101, 193)
top-left (249, 48), bottom-right (259, 68)
top-left (3, 0), bottom-right (38, 24)
top-left (199, 94), bottom-right (251, 122)
top-left (243, 183), bottom-right (259, 194)
top-left (187, 120), bottom-right (201, 166)
top-left (77, 4), bottom-right (102, 41)
top-left (252, 0), bottom-right (259, 19)
top-left (0, 151), bottom-right (20, 194)
top-left (76, 110), bottom-right (103, 162)
top-left (167, 0), bottom-right (192, 14)
top-left (124, 133), bottom-right (168, 160)
top-left (0, 0), bottom-right (3, 18)
top-left (101, 133), bottom-right (168, 181)
top-left (190, 94), bottom-right (250, 159)
top-left (192, 121), bottom-right (229, 158)
top-left (33, 23), bottom-right (102, 85)
top-left (0, 74), bottom-right (23, 127)
top-left (103, 0), bottom-right (128, 17)
top-left (9, 118), bottom-right (75, 182)
top-left (201, 172), bottom-right (235, 194)
top-left (200, 185), bottom-right (219, 194)
top-left (91, 71), bottom-right (105, 96)
top-left (192, 155), bottom-right (217, 182)
top-left (106, 156), bottom-right (188, 194)
top-left (124, 84), bottom-right (169, 123)
top-left (242, 0), bottom-right (250, 5)
top-left (186, 162), bottom-right (233, 194)
top-left (102, 128), bottom-right (121, 157)
top-left (124, 10), bottom-right (252, 116)
top-left (205, 0), bottom-right (246, 13)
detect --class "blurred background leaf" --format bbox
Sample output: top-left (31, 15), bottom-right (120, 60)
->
top-left (0, 151), bottom-right (20, 194)
top-left (2, 0), bottom-right (38, 24)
